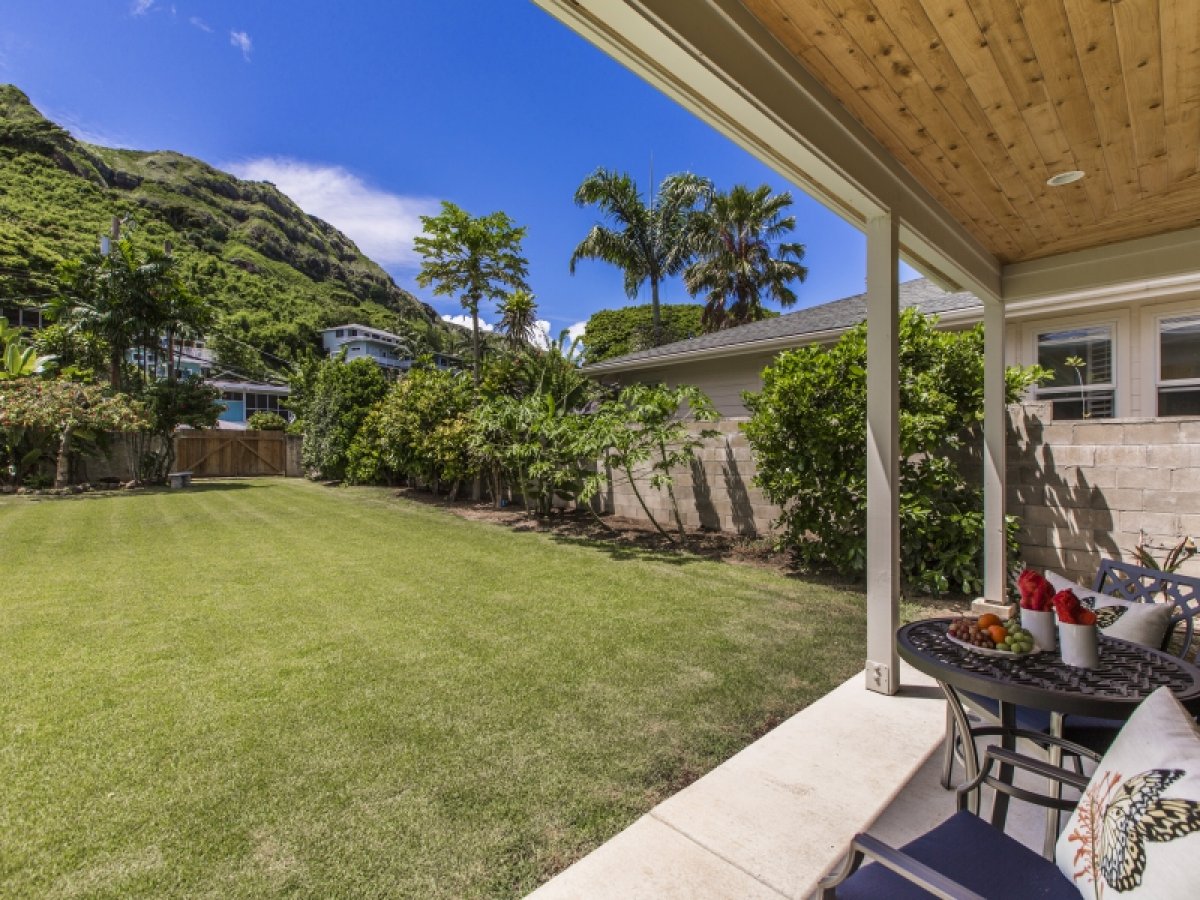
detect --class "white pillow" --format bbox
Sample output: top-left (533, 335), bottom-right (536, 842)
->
top-left (1046, 570), bottom-right (1173, 649)
top-left (1056, 687), bottom-right (1200, 899)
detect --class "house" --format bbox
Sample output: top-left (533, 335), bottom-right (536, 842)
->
top-left (587, 277), bottom-right (1200, 421)
top-left (318, 323), bottom-right (460, 373)
top-left (529, 2), bottom-right (1200, 892)
top-left (129, 336), bottom-right (214, 380)
top-left (211, 379), bottom-right (291, 429)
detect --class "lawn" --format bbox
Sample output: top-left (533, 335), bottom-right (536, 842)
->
top-left (0, 479), bottom-right (866, 898)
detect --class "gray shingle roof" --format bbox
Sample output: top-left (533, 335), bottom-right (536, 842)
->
top-left (583, 278), bottom-right (981, 371)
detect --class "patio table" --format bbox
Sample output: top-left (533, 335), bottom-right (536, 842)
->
top-left (896, 617), bottom-right (1200, 837)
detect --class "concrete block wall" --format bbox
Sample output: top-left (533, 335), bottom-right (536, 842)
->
top-left (597, 418), bottom-right (777, 536)
top-left (1007, 403), bottom-right (1200, 583)
top-left (598, 405), bottom-right (1200, 585)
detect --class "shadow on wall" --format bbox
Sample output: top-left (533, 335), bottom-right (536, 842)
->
top-left (691, 457), bottom-right (721, 531)
top-left (1009, 407), bottom-right (1120, 581)
top-left (724, 441), bottom-right (757, 537)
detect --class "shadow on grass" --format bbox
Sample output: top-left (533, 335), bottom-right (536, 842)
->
top-left (545, 531), bottom-right (709, 566)
top-left (19, 479), bottom-right (260, 502)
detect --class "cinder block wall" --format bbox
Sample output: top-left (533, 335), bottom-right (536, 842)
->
top-left (1008, 403), bottom-right (1200, 583)
top-left (597, 406), bottom-right (1200, 584)
top-left (596, 418), bottom-right (777, 536)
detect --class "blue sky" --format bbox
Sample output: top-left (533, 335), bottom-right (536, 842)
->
top-left (1, 1), bottom-right (915, 339)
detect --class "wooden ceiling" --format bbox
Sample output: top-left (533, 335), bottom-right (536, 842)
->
top-left (740, 0), bottom-right (1200, 264)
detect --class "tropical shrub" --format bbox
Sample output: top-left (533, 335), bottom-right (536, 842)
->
top-left (345, 366), bottom-right (476, 492)
top-left (130, 375), bottom-right (221, 484)
top-left (298, 357), bottom-right (389, 480)
top-left (743, 309), bottom-right (1047, 595)
top-left (0, 379), bottom-right (148, 487)
top-left (247, 411), bottom-right (287, 431)
top-left (581, 383), bottom-right (720, 543)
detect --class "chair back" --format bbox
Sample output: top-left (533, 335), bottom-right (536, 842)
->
top-left (1093, 559), bottom-right (1200, 660)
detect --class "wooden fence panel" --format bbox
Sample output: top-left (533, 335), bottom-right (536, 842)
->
top-left (174, 431), bottom-right (287, 477)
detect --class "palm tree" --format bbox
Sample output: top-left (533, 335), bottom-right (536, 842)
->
top-left (496, 289), bottom-right (540, 349)
top-left (414, 202), bottom-right (529, 385)
top-left (684, 184), bottom-right (808, 331)
top-left (570, 169), bottom-right (711, 346)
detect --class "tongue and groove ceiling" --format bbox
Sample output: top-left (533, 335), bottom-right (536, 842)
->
top-left (738, 0), bottom-right (1200, 265)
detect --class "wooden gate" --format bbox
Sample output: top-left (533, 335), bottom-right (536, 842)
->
top-left (174, 431), bottom-right (288, 477)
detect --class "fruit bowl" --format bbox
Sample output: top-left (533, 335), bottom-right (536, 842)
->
top-left (946, 632), bottom-right (1042, 657)
top-left (945, 615), bottom-right (1042, 657)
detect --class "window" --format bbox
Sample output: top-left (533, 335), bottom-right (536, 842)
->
top-left (335, 329), bottom-right (345, 338)
top-left (1158, 314), bottom-right (1200, 416)
top-left (245, 393), bottom-right (282, 415)
top-left (1036, 325), bottom-right (1115, 420)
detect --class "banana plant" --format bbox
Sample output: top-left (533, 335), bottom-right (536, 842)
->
top-left (0, 321), bottom-right (55, 380)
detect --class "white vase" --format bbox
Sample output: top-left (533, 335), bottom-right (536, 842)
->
top-left (1058, 621), bottom-right (1100, 669)
top-left (1021, 608), bottom-right (1056, 652)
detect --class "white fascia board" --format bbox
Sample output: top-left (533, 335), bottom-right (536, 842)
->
top-left (1002, 226), bottom-right (1200, 304)
top-left (530, 0), bottom-right (1000, 299)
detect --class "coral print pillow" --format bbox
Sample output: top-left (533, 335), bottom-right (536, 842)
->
top-left (1056, 687), bottom-right (1200, 899)
top-left (1045, 570), bottom-right (1173, 649)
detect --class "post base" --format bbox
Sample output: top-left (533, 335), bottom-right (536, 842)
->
top-left (971, 597), bottom-right (1017, 619)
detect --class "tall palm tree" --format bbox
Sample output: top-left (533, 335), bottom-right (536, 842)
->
top-left (570, 169), bottom-right (711, 346)
top-left (414, 202), bottom-right (529, 385)
top-left (684, 184), bottom-right (808, 331)
top-left (496, 289), bottom-right (540, 349)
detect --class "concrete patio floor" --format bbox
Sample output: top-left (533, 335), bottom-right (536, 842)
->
top-left (530, 662), bottom-right (1052, 899)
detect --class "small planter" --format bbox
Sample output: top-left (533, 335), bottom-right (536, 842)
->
top-left (1058, 621), bottom-right (1099, 669)
top-left (1021, 608), bottom-right (1056, 652)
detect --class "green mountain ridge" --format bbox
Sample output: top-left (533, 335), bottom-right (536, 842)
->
top-left (0, 84), bottom-right (454, 377)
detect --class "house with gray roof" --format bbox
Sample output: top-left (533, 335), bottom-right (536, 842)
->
top-left (583, 279), bottom-right (982, 416)
top-left (583, 277), bottom-right (1200, 423)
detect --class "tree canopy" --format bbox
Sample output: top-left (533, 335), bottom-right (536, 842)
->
top-left (570, 169), bottom-right (711, 346)
top-left (684, 184), bottom-right (807, 331)
top-left (414, 202), bottom-right (529, 385)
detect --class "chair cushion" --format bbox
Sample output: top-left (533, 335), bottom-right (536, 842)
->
top-left (835, 810), bottom-right (1077, 899)
top-left (961, 691), bottom-right (1123, 754)
top-left (1055, 687), bottom-right (1200, 899)
top-left (1046, 570), bottom-right (1173, 649)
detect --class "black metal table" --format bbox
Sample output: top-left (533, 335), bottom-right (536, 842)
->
top-left (897, 618), bottom-right (1200, 842)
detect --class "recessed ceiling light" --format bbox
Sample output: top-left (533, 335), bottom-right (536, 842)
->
top-left (1046, 170), bottom-right (1086, 186)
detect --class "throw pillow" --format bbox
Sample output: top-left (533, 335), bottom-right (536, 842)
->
top-left (1046, 569), bottom-right (1173, 649)
top-left (1056, 686), bottom-right (1200, 899)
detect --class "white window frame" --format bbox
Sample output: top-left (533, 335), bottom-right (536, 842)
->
top-left (1142, 298), bottom-right (1200, 418)
top-left (1025, 311), bottom-right (1127, 419)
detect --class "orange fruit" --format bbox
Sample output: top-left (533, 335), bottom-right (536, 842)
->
top-left (987, 624), bottom-right (1008, 644)
top-left (977, 613), bottom-right (1001, 629)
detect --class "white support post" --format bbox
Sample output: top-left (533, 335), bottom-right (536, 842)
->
top-left (982, 294), bottom-right (1008, 604)
top-left (865, 212), bottom-right (900, 695)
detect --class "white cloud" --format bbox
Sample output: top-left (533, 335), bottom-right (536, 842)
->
top-left (230, 30), bottom-right (252, 61)
top-left (566, 320), bottom-right (588, 344)
top-left (227, 157), bottom-right (441, 270)
top-left (189, 16), bottom-right (212, 33)
top-left (131, 0), bottom-right (155, 15)
top-left (442, 314), bottom-right (495, 332)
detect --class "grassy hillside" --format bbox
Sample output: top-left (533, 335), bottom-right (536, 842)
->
top-left (0, 85), bottom-right (455, 375)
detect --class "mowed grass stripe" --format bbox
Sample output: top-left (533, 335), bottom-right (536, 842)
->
top-left (0, 479), bottom-right (864, 898)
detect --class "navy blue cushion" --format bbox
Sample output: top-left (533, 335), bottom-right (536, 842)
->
top-left (834, 810), bottom-right (1077, 899)
top-left (962, 691), bottom-right (1123, 754)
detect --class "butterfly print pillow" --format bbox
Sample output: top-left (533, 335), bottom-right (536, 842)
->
top-left (1057, 687), bottom-right (1200, 898)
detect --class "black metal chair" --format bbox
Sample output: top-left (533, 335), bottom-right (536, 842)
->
top-left (819, 734), bottom-right (1099, 899)
top-left (942, 561), bottom-right (1200, 785)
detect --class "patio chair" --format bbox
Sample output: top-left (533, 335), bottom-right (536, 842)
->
top-left (822, 686), bottom-right (1200, 899)
top-left (819, 732), bottom-right (1096, 899)
top-left (942, 560), bottom-right (1200, 787)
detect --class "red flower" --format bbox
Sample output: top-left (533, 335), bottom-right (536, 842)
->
top-left (1052, 588), bottom-right (1085, 624)
top-left (1018, 569), bottom-right (1053, 611)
